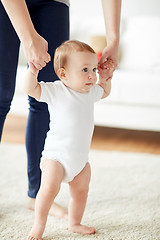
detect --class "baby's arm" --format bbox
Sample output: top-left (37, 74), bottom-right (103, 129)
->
top-left (98, 77), bottom-right (111, 99)
top-left (97, 59), bottom-right (113, 98)
top-left (24, 68), bottom-right (41, 100)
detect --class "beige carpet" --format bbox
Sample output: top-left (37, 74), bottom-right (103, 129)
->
top-left (0, 143), bottom-right (160, 240)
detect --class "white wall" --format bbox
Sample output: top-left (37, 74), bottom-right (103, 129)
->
top-left (69, 0), bottom-right (160, 42)
top-left (70, 0), bottom-right (160, 19)
top-left (121, 0), bottom-right (160, 18)
top-left (70, 0), bottom-right (105, 42)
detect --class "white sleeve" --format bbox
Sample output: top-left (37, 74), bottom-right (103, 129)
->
top-left (90, 84), bottom-right (104, 102)
top-left (38, 81), bottom-right (58, 104)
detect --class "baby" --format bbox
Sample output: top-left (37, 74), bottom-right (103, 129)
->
top-left (24, 40), bottom-right (112, 240)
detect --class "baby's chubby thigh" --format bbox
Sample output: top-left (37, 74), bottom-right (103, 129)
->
top-left (40, 158), bottom-right (65, 194)
top-left (69, 162), bottom-right (91, 191)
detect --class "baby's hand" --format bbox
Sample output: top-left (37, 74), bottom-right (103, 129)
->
top-left (100, 59), bottom-right (115, 71)
top-left (97, 59), bottom-right (115, 80)
top-left (98, 59), bottom-right (114, 81)
top-left (28, 66), bottom-right (39, 77)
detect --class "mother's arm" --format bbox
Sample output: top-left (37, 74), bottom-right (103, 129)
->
top-left (1, 0), bottom-right (51, 74)
top-left (98, 0), bottom-right (121, 79)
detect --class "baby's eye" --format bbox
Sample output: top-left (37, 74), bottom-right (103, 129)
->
top-left (82, 68), bottom-right (88, 72)
top-left (93, 67), bottom-right (97, 72)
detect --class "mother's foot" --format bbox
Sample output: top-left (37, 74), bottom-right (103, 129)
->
top-left (49, 202), bottom-right (68, 218)
top-left (68, 224), bottom-right (96, 235)
top-left (27, 198), bottom-right (68, 219)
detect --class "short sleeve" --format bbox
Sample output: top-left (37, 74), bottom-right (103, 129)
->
top-left (89, 84), bottom-right (104, 102)
top-left (38, 81), bottom-right (58, 104)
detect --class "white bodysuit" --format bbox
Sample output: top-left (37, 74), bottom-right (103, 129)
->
top-left (38, 81), bottom-right (103, 182)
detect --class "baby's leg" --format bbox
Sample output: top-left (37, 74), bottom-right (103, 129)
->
top-left (27, 197), bottom-right (68, 219)
top-left (68, 162), bottom-right (96, 235)
top-left (27, 159), bottom-right (64, 240)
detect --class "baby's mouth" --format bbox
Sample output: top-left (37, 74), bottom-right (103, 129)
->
top-left (85, 83), bottom-right (92, 86)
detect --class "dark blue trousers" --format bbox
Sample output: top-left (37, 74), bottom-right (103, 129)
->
top-left (0, 0), bottom-right (69, 198)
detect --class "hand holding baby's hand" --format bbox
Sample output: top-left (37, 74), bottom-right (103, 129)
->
top-left (98, 59), bottom-right (114, 81)
top-left (100, 58), bottom-right (115, 70)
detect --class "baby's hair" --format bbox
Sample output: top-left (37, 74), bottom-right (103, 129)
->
top-left (54, 40), bottom-right (96, 74)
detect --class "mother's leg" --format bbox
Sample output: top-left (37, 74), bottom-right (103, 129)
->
top-left (0, 2), bottom-right (20, 140)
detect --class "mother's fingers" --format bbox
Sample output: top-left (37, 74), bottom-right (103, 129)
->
top-left (32, 52), bottom-right (51, 69)
top-left (32, 53), bottom-right (51, 70)
top-left (99, 59), bottom-right (117, 70)
top-left (33, 63), bottom-right (43, 70)
top-left (44, 53), bottom-right (51, 64)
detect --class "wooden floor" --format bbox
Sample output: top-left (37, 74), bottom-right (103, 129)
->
top-left (2, 114), bottom-right (160, 154)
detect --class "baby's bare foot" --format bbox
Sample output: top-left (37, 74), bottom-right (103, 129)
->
top-left (27, 197), bottom-right (68, 219)
top-left (27, 236), bottom-right (41, 240)
top-left (68, 224), bottom-right (96, 235)
top-left (27, 226), bottom-right (43, 240)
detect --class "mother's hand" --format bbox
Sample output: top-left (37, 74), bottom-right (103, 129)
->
top-left (98, 41), bottom-right (119, 80)
top-left (22, 32), bottom-right (51, 75)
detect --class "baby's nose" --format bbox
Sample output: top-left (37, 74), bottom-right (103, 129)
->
top-left (88, 72), bottom-right (94, 79)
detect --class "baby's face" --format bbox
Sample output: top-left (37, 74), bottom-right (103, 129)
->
top-left (64, 51), bottom-right (98, 93)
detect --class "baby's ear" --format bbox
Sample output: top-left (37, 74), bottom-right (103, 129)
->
top-left (57, 68), bottom-right (66, 80)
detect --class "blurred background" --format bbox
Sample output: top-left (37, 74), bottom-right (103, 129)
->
top-left (1, 0), bottom-right (160, 153)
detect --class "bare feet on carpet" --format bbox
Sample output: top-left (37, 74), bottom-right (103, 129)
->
top-left (68, 224), bottom-right (96, 235)
top-left (28, 236), bottom-right (41, 240)
top-left (27, 225), bottom-right (43, 240)
top-left (27, 224), bottom-right (96, 240)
